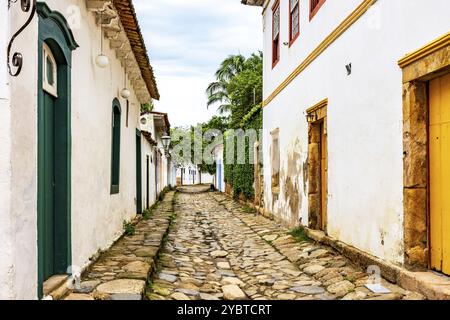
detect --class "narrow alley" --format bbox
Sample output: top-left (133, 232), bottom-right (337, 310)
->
top-left (146, 187), bottom-right (423, 301)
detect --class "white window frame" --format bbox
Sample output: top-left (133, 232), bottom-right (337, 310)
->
top-left (43, 43), bottom-right (58, 98)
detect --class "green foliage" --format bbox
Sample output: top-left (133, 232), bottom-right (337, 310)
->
top-left (206, 54), bottom-right (246, 114)
top-left (207, 52), bottom-right (263, 201)
top-left (142, 207), bottom-right (154, 220)
top-left (141, 100), bottom-right (154, 113)
top-left (227, 52), bottom-right (263, 128)
top-left (289, 227), bottom-right (310, 243)
top-left (123, 220), bottom-right (135, 236)
top-left (241, 204), bottom-right (256, 214)
top-left (171, 116), bottom-right (229, 175)
top-left (199, 116), bottom-right (229, 174)
top-left (158, 185), bottom-right (172, 201)
top-left (240, 104), bottom-right (262, 128)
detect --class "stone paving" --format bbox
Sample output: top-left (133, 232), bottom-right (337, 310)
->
top-left (147, 188), bottom-right (424, 300)
top-left (63, 191), bottom-right (175, 300)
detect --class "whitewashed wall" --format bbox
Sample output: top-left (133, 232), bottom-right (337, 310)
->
top-left (4, 0), bottom-right (150, 298)
top-left (141, 141), bottom-right (157, 210)
top-left (154, 133), bottom-right (170, 190)
top-left (261, 0), bottom-right (450, 264)
top-left (141, 114), bottom-right (157, 209)
top-left (7, 1), bottom-right (39, 299)
top-left (0, 2), bottom-right (14, 300)
top-left (58, 0), bottom-right (143, 277)
top-left (201, 172), bottom-right (214, 184)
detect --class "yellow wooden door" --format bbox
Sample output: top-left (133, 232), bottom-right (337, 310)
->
top-left (320, 121), bottom-right (328, 231)
top-left (430, 72), bottom-right (450, 275)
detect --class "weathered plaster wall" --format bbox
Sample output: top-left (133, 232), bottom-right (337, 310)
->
top-left (8, 3), bottom-right (39, 299)
top-left (0, 2), bottom-right (14, 300)
top-left (262, 0), bottom-right (450, 264)
top-left (4, 0), bottom-right (151, 298)
top-left (52, 0), bottom-right (144, 273)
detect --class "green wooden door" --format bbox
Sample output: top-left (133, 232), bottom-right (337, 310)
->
top-left (37, 3), bottom-right (79, 298)
top-left (43, 92), bottom-right (56, 280)
top-left (136, 131), bottom-right (142, 214)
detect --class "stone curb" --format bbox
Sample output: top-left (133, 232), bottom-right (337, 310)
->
top-left (303, 228), bottom-right (450, 300)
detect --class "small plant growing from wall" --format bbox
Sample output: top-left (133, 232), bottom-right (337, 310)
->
top-left (123, 220), bottom-right (135, 236)
top-left (289, 227), bottom-right (310, 243)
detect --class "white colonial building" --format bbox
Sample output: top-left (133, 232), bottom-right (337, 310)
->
top-left (140, 110), bottom-right (175, 210)
top-left (243, 0), bottom-right (450, 277)
top-left (0, 0), bottom-right (161, 299)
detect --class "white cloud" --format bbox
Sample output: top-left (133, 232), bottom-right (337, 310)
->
top-left (133, 0), bottom-right (262, 126)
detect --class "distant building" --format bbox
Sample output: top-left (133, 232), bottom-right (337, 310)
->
top-left (140, 111), bottom-right (175, 211)
top-left (213, 144), bottom-right (225, 192)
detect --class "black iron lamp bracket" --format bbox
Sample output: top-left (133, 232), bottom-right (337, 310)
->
top-left (7, 0), bottom-right (37, 77)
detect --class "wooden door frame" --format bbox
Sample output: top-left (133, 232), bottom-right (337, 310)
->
top-left (36, 3), bottom-right (78, 298)
top-left (307, 99), bottom-right (328, 232)
top-left (399, 32), bottom-right (450, 270)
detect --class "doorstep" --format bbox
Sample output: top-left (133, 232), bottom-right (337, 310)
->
top-left (305, 228), bottom-right (450, 300)
top-left (43, 275), bottom-right (71, 299)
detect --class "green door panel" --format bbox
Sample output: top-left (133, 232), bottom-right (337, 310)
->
top-left (136, 131), bottom-right (142, 214)
top-left (37, 2), bottom-right (78, 299)
top-left (43, 92), bottom-right (56, 280)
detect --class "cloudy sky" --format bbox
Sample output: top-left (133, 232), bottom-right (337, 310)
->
top-left (133, 0), bottom-right (262, 127)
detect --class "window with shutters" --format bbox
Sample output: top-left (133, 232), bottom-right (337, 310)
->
top-left (310, 0), bottom-right (326, 20)
top-left (272, 1), bottom-right (280, 68)
top-left (289, 0), bottom-right (300, 45)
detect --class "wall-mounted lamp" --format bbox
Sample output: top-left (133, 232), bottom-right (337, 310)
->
top-left (120, 88), bottom-right (131, 99)
top-left (96, 54), bottom-right (109, 68)
top-left (306, 112), bottom-right (317, 123)
top-left (140, 117), bottom-right (147, 125)
top-left (7, 0), bottom-right (37, 76)
top-left (162, 134), bottom-right (171, 155)
top-left (95, 10), bottom-right (109, 68)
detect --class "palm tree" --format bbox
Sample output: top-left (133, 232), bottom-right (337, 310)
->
top-left (206, 80), bottom-right (231, 114)
top-left (206, 54), bottom-right (245, 114)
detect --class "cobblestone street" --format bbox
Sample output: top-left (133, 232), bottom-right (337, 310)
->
top-left (147, 187), bottom-right (424, 300)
